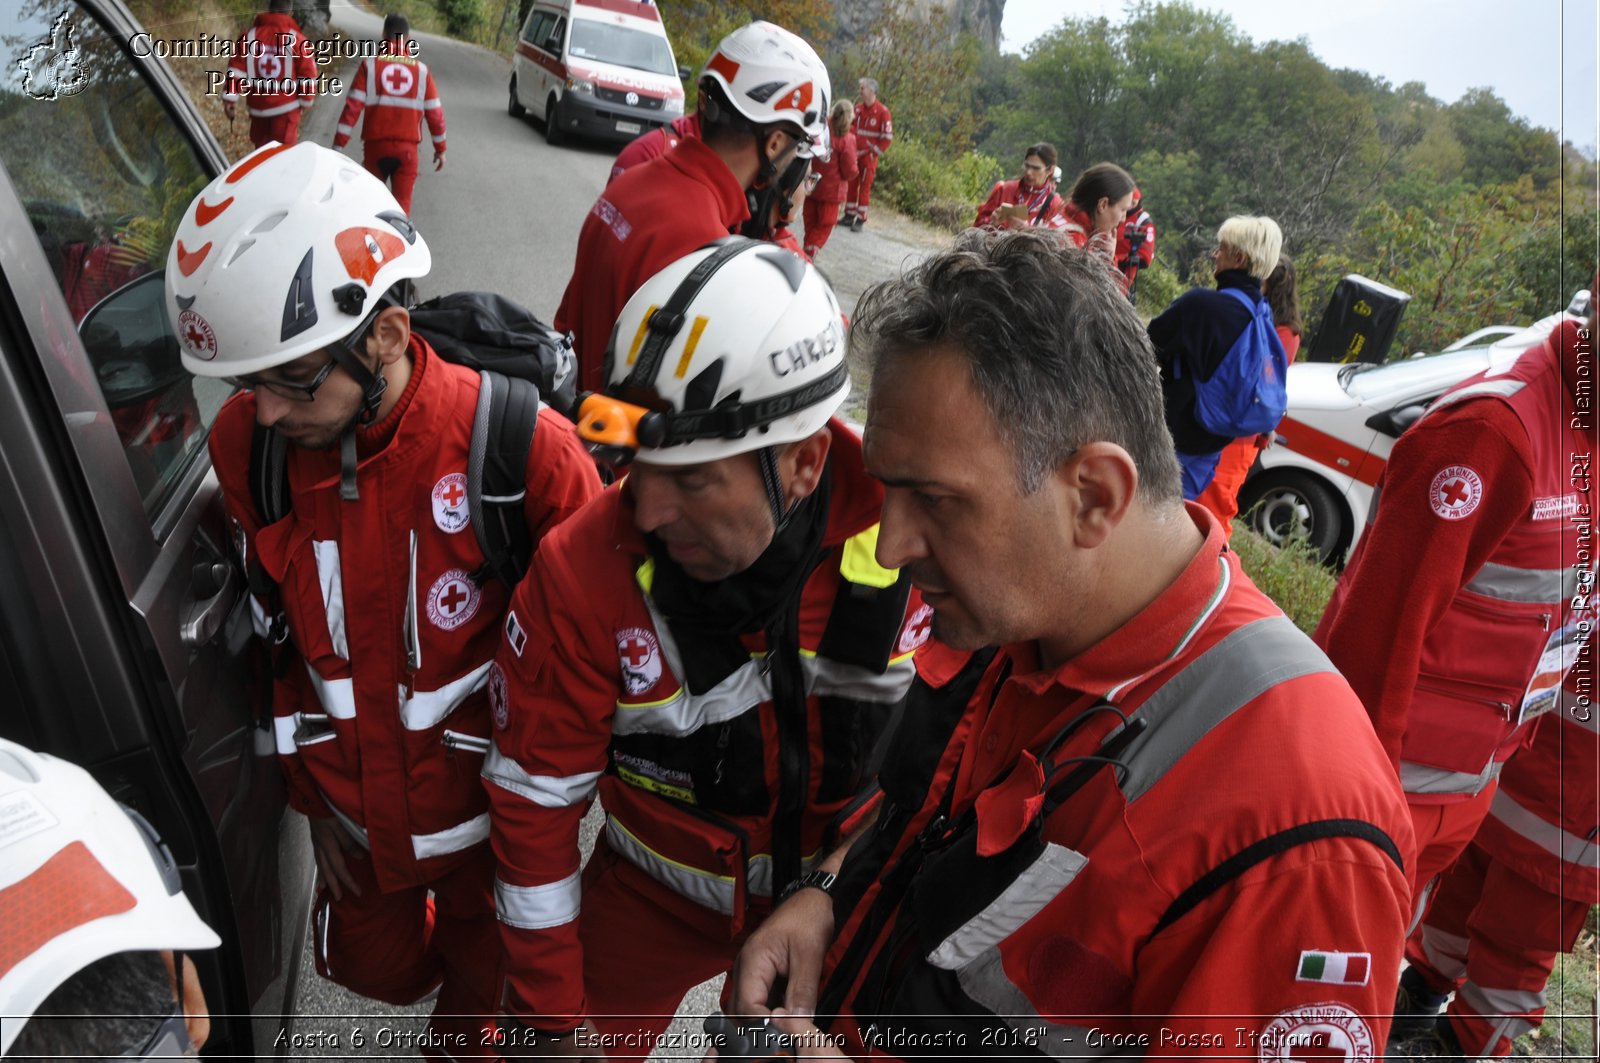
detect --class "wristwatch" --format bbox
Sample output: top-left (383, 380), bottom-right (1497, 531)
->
top-left (778, 869), bottom-right (837, 903)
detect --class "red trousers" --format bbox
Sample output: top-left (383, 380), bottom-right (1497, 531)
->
top-left (844, 155), bottom-right (880, 220)
top-left (1408, 842), bottom-right (1590, 1058)
top-left (248, 108), bottom-right (302, 149)
top-left (1195, 436), bottom-right (1261, 539)
top-left (362, 138), bottom-right (421, 213)
top-left (313, 843), bottom-right (501, 1060)
top-left (802, 198), bottom-right (843, 258)
top-left (577, 841), bottom-right (768, 1063)
top-left (1406, 785), bottom-right (1498, 929)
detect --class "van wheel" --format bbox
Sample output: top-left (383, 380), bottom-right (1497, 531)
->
top-left (1239, 471), bottom-right (1346, 567)
top-left (508, 76), bottom-right (525, 118)
top-left (545, 94), bottom-right (567, 145)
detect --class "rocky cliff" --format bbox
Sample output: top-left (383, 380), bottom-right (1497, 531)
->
top-left (831, 0), bottom-right (1005, 52)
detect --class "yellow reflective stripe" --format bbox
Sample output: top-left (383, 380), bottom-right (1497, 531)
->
top-left (636, 557), bottom-right (656, 595)
top-left (675, 316), bottom-right (710, 378)
top-left (615, 686), bottom-right (685, 712)
top-left (616, 764), bottom-right (697, 804)
top-left (840, 524), bottom-right (899, 589)
top-left (626, 306), bottom-right (658, 366)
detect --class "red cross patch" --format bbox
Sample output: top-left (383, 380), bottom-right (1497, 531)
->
top-left (177, 309), bottom-right (218, 361)
top-left (488, 662), bottom-right (510, 730)
top-left (898, 602), bottom-right (934, 655)
top-left (616, 626), bottom-right (662, 695)
top-left (380, 61), bottom-right (414, 97)
top-left (1256, 1002), bottom-right (1374, 1062)
top-left (426, 568), bottom-right (481, 631)
top-left (1428, 465), bottom-right (1483, 521)
top-left (431, 472), bottom-right (470, 534)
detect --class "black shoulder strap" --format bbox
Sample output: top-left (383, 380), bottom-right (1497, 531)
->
top-left (1031, 192), bottom-right (1055, 226)
top-left (468, 370), bottom-right (541, 589)
top-left (248, 423), bottom-right (291, 526)
top-left (1151, 818), bottom-right (1404, 937)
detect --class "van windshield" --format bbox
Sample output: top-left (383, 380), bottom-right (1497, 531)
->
top-left (570, 18), bottom-right (677, 76)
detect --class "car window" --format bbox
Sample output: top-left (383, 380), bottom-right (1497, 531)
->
top-left (568, 18), bottom-right (676, 76)
top-left (1, 0), bottom-right (229, 515)
top-left (522, 10), bottom-right (550, 47)
top-left (543, 16), bottom-right (566, 55)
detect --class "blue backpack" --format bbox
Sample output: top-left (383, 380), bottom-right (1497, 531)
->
top-left (1176, 287), bottom-right (1289, 438)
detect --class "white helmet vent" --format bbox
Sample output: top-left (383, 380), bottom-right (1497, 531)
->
top-left (225, 239), bottom-right (256, 267)
top-left (251, 211), bottom-right (288, 234)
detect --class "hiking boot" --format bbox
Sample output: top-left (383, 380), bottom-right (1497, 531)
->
top-left (1386, 1016), bottom-right (1468, 1062)
top-left (1391, 966), bottom-right (1450, 1039)
top-left (851, 215), bottom-right (865, 232)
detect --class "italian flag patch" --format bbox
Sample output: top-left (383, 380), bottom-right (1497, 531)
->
top-left (1296, 950), bottom-right (1371, 986)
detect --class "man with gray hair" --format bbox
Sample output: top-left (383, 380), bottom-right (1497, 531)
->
top-left (843, 76), bottom-right (892, 231)
top-left (1149, 214), bottom-right (1288, 499)
top-left (728, 229), bottom-right (1412, 1057)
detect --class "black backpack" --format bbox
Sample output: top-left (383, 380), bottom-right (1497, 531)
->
top-left (246, 291), bottom-right (578, 594)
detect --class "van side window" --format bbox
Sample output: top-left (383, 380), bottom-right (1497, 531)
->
top-left (542, 16), bottom-right (566, 55)
top-left (0, 0), bottom-right (228, 515)
top-left (522, 10), bottom-right (550, 47)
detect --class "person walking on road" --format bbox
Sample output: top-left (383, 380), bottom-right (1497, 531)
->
top-left (488, 239), bottom-right (927, 1060)
top-left (222, 0), bottom-right (318, 148)
top-left (842, 77), bottom-right (891, 232)
top-left (725, 229), bottom-right (1413, 1058)
top-left (332, 15), bottom-right (447, 214)
top-left (165, 142), bottom-right (598, 1059)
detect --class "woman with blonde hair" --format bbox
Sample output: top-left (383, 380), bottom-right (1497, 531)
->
top-left (802, 98), bottom-right (859, 259)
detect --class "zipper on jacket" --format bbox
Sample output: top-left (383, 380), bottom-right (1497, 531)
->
top-left (768, 599), bottom-right (810, 898)
top-left (404, 529), bottom-right (420, 695)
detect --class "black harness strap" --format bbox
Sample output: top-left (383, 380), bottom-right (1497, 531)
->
top-left (1151, 817), bottom-right (1404, 937)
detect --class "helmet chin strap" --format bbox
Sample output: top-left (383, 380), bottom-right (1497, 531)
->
top-left (758, 445), bottom-right (798, 532)
top-left (326, 328), bottom-right (389, 502)
top-left (743, 136), bottom-right (805, 242)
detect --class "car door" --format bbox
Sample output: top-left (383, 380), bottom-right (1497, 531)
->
top-left (0, 0), bottom-right (312, 1054)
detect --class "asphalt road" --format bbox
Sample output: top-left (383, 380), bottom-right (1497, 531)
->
top-left (283, 3), bottom-right (948, 1056)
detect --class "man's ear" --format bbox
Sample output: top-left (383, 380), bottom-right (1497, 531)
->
top-left (781, 428), bottom-right (833, 506)
top-left (1058, 442), bottom-right (1138, 549)
top-left (366, 305), bottom-right (412, 367)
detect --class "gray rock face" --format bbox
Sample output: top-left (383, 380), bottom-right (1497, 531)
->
top-left (832, 0), bottom-right (1005, 52)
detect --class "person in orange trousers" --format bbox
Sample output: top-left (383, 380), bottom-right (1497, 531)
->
top-left (1197, 253), bottom-right (1302, 534)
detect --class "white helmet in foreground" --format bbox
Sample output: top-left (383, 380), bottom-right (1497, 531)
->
top-left (576, 237), bottom-right (848, 472)
top-left (0, 738), bottom-right (220, 1056)
top-left (700, 20), bottom-right (832, 160)
top-left (166, 141), bottom-right (430, 381)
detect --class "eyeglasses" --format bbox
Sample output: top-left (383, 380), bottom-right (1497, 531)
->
top-left (224, 358), bottom-right (340, 402)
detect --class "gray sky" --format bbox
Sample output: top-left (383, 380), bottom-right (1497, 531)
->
top-left (1000, 0), bottom-right (1598, 154)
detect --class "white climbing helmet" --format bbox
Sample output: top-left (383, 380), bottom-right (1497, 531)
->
top-left (577, 237), bottom-right (849, 467)
top-left (700, 21), bottom-right (832, 159)
top-left (0, 737), bottom-right (220, 1055)
top-left (166, 140), bottom-right (431, 378)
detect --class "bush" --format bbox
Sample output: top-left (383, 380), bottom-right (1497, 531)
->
top-left (1229, 524), bottom-right (1337, 635)
top-left (435, 0), bottom-right (485, 39)
top-left (874, 137), bottom-right (1001, 231)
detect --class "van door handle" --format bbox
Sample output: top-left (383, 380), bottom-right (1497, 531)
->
top-left (181, 561), bottom-right (239, 647)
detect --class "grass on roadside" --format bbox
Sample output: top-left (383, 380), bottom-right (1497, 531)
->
top-left (1228, 522), bottom-right (1338, 635)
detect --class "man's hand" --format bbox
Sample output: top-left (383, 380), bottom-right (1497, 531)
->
top-left (222, 99), bottom-right (235, 121)
top-left (730, 888), bottom-right (835, 1018)
top-left (308, 815), bottom-right (363, 901)
top-left (434, 151), bottom-right (446, 172)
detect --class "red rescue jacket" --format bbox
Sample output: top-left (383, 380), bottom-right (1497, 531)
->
top-left (1317, 321), bottom-right (1595, 801)
top-left (608, 113), bottom-right (700, 185)
top-left (851, 100), bottom-right (893, 159)
top-left (224, 12), bottom-right (318, 119)
top-left (809, 132), bottom-right (858, 204)
top-left (333, 52), bottom-right (447, 154)
top-left (972, 177), bottom-right (1067, 232)
top-left (211, 339), bottom-right (597, 891)
top-left (486, 425), bottom-right (929, 1027)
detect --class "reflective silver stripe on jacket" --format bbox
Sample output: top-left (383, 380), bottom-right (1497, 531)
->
top-left (1487, 788), bottom-right (1600, 869)
top-left (304, 662), bottom-right (357, 719)
top-left (482, 743), bottom-right (601, 808)
top-left (1399, 758), bottom-right (1503, 797)
top-left (747, 849), bottom-right (824, 899)
top-left (495, 870), bottom-right (581, 930)
top-left (926, 843), bottom-right (1088, 970)
top-left (612, 596), bottom-right (915, 737)
top-left (1117, 615), bottom-right (1339, 804)
top-left (247, 99), bottom-right (302, 118)
top-left (1455, 981), bottom-right (1544, 1056)
top-left (273, 714), bottom-right (298, 755)
top-left (947, 950), bottom-right (1108, 1061)
top-left (320, 792), bottom-right (488, 860)
top-left (605, 813), bottom-right (736, 915)
top-left (313, 540), bottom-right (348, 659)
top-left (399, 661), bottom-right (493, 730)
top-left (1422, 377), bottom-right (1526, 418)
top-left (1463, 560), bottom-right (1575, 605)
